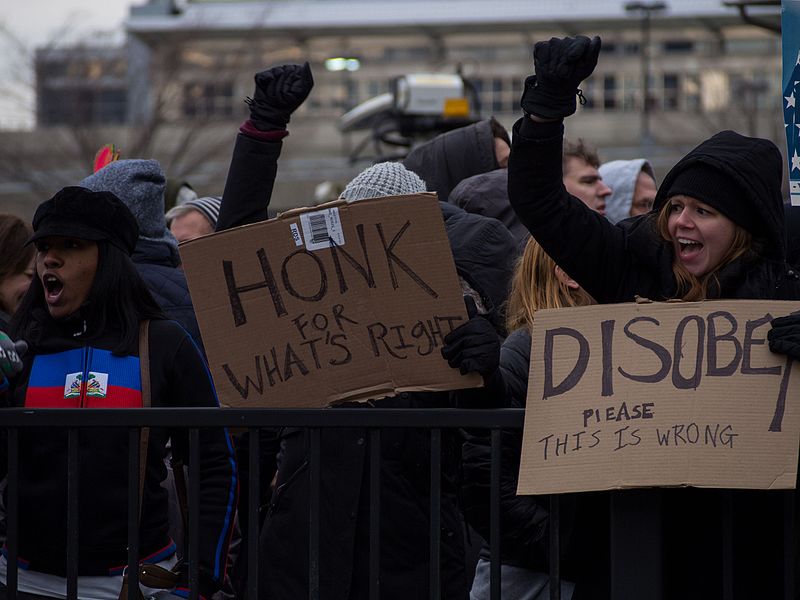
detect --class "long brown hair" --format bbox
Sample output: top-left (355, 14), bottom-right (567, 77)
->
top-left (506, 237), bottom-right (595, 332)
top-left (0, 214), bottom-right (34, 315)
top-left (655, 201), bottom-right (752, 301)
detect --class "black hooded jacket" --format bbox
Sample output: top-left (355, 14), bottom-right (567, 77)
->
top-left (216, 125), bottom-right (517, 600)
top-left (403, 120), bottom-right (498, 203)
top-left (449, 168), bottom-right (529, 243)
top-left (507, 118), bottom-right (800, 599)
top-left (260, 203), bottom-right (517, 600)
top-left (132, 239), bottom-right (204, 354)
top-left (508, 119), bottom-right (800, 304)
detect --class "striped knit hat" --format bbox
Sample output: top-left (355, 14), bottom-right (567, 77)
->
top-left (167, 196), bottom-right (222, 229)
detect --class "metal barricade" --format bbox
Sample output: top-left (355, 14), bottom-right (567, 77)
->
top-left (2, 408), bottom-right (796, 600)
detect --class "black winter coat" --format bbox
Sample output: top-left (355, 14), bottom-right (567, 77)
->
top-left (403, 120), bottom-right (498, 203)
top-left (215, 125), bottom-right (517, 599)
top-left (508, 119), bottom-right (800, 304)
top-left (507, 118), bottom-right (800, 599)
top-left (461, 328), bottom-right (609, 599)
top-left (1, 314), bottom-right (237, 598)
top-left (261, 204), bottom-right (517, 600)
top-left (449, 168), bottom-right (530, 243)
top-left (132, 239), bottom-right (204, 354)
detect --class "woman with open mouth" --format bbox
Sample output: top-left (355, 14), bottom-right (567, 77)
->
top-left (506, 34), bottom-right (800, 600)
top-left (0, 186), bottom-right (237, 600)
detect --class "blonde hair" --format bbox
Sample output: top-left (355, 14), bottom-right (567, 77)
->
top-left (656, 201), bottom-right (752, 301)
top-left (506, 237), bottom-right (595, 332)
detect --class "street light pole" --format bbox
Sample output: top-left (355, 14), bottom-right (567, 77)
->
top-left (624, 1), bottom-right (667, 147)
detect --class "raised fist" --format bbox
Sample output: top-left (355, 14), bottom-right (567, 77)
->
top-left (247, 62), bottom-right (314, 131)
top-left (520, 35), bottom-right (601, 121)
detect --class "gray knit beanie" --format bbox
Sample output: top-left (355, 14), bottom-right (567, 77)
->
top-left (80, 159), bottom-right (179, 261)
top-left (340, 162), bottom-right (426, 202)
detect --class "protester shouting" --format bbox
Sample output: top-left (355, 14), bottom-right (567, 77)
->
top-left (0, 187), bottom-right (237, 600)
top-left (506, 34), bottom-right (800, 599)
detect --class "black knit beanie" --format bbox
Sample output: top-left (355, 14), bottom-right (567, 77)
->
top-left (665, 164), bottom-right (756, 232)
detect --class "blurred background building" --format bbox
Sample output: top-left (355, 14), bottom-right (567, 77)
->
top-left (1, 0), bottom-right (783, 217)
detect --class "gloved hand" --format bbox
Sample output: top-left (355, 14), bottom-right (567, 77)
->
top-left (441, 298), bottom-right (501, 380)
top-left (768, 314), bottom-right (800, 360)
top-left (0, 331), bottom-right (27, 380)
top-left (246, 62), bottom-right (314, 131)
top-left (520, 35), bottom-right (601, 121)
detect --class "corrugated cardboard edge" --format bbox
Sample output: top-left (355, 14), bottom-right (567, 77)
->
top-left (327, 378), bottom-right (482, 406)
top-left (178, 192), bottom-right (442, 247)
top-left (277, 192), bottom-right (440, 220)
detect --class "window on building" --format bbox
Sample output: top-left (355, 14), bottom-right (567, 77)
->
top-left (663, 40), bottom-right (694, 54)
top-left (491, 78), bottom-right (504, 113)
top-left (684, 74), bottom-right (701, 112)
top-left (663, 73), bottom-right (680, 110)
top-left (510, 77), bottom-right (522, 112)
top-left (603, 75), bottom-right (617, 110)
top-left (601, 42), bottom-right (617, 55)
top-left (724, 38), bottom-right (779, 55)
top-left (623, 74), bottom-right (639, 111)
top-left (471, 78), bottom-right (484, 113)
top-left (182, 81), bottom-right (234, 119)
top-left (345, 79), bottom-right (359, 110)
top-left (38, 86), bottom-right (127, 126)
top-left (383, 46), bottom-right (432, 62)
top-left (623, 42), bottom-right (640, 55)
top-left (40, 60), bottom-right (68, 79)
top-left (449, 46), bottom-right (497, 61)
top-left (96, 89), bottom-right (127, 123)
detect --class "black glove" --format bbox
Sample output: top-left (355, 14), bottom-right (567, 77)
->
top-left (246, 62), bottom-right (314, 131)
top-left (441, 299), bottom-right (501, 380)
top-left (0, 331), bottom-right (27, 381)
top-left (520, 35), bottom-right (601, 121)
top-left (768, 314), bottom-right (800, 360)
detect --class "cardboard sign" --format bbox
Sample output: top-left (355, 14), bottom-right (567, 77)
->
top-left (180, 193), bottom-right (480, 408)
top-left (518, 300), bottom-right (800, 495)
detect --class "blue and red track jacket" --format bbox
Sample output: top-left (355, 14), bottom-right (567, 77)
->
top-left (1, 318), bottom-right (237, 598)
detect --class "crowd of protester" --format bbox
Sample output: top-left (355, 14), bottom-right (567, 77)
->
top-left (1, 34), bottom-right (800, 600)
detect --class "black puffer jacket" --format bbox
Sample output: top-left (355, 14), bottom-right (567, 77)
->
top-left (508, 119), bottom-right (800, 303)
top-left (403, 120), bottom-right (498, 203)
top-left (132, 239), bottom-right (203, 354)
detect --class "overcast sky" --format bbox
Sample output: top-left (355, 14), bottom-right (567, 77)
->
top-left (1, 0), bottom-right (136, 128)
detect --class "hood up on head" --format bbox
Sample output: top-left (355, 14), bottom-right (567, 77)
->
top-left (654, 130), bottom-right (786, 261)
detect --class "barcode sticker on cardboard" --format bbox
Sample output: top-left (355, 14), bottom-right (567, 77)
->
top-left (300, 207), bottom-right (345, 251)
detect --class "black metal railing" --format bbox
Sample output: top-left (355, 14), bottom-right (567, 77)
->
top-left (2, 408), bottom-right (796, 600)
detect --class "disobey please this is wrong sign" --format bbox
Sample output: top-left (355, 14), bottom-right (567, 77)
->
top-left (517, 300), bottom-right (800, 495)
top-left (180, 194), bottom-right (479, 408)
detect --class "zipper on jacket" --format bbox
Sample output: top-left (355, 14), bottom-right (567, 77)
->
top-left (79, 346), bottom-right (91, 408)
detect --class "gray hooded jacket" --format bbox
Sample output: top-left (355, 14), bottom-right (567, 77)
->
top-left (598, 158), bottom-right (655, 224)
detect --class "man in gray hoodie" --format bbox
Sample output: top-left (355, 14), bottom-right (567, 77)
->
top-left (598, 158), bottom-right (657, 224)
